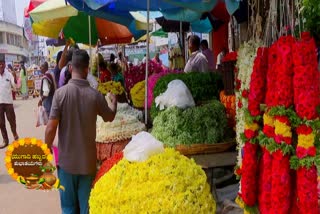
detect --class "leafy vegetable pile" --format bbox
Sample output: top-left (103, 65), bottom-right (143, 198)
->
top-left (151, 72), bottom-right (223, 119)
top-left (151, 100), bottom-right (227, 147)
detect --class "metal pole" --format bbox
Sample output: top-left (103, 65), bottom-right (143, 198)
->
top-left (88, 16), bottom-right (92, 71)
top-left (144, 0), bottom-right (150, 125)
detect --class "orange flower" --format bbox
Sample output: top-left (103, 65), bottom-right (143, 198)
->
top-left (5, 162), bottom-right (12, 169)
top-left (44, 148), bottom-right (51, 155)
top-left (25, 140), bottom-right (31, 145)
top-left (5, 151), bottom-right (12, 156)
top-left (12, 173), bottom-right (18, 180)
top-left (37, 140), bottom-right (42, 147)
top-left (13, 141), bottom-right (19, 148)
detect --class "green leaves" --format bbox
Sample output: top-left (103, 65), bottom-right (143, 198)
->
top-left (151, 72), bottom-right (223, 119)
top-left (151, 101), bottom-right (228, 147)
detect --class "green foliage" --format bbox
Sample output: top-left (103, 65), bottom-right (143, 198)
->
top-left (151, 100), bottom-right (227, 147)
top-left (290, 155), bottom-right (320, 170)
top-left (302, 0), bottom-right (320, 39)
top-left (151, 72), bottom-right (223, 119)
top-left (258, 132), bottom-right (294, 155)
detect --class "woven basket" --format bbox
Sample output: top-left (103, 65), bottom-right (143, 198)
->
top-left (221, 61), bottom-right (236, 95)
top-left (175, 139), bottom-right (236, 156)
top-left (96, 139), bottom-right (130, 161)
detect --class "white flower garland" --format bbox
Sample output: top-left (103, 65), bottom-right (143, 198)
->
top-left (235, 40), bottom-right (261, 172)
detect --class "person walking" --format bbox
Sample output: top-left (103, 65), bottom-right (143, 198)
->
top-left (19, 61), bottom-right (28, 100)
top-left (115, 51), bottom-right (128, 74)
top-left (38, 62), bottom-right (57, 116)
top-left (45, 49), bottom-right (117, 214)
top-left (184, 35), bottom-right (209, 73)
top-left (0, 55), bottom-right (19, 148)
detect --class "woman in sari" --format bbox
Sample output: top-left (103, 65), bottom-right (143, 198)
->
top-left (19, 61), bottom-right (28, 100)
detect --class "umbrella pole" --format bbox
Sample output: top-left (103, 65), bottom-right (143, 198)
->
top-left (88, 15), bottom-right (92, 71)
top-left (144, 0), bottom-right (150, 126)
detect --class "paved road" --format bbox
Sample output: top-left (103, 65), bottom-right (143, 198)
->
top-left (0, 98), bottom-right (60, 214)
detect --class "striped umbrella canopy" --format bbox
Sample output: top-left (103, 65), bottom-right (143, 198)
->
top-left (29, 0), bottom-right (134, 45)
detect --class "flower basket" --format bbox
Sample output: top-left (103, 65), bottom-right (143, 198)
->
top-left (96, 139), bottom-right (130, 161)
top-left (175, 139), bottom-right (236, 156)
top-left (221, 61), bottom-right (236, 95)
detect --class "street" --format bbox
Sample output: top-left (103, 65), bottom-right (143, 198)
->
top-left (0, 98), bottom-right (60, 214)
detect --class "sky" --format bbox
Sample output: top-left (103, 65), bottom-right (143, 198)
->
top-left (15, 0), bottom-right (30, 26)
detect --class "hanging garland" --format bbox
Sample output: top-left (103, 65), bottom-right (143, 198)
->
top-left (291, 32), bottom-right (320, 214)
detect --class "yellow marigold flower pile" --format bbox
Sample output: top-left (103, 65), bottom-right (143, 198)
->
top-left (130, 80), bottom-right (145, 108)
top-left (98, 81), bottom-right (125, 95)
top-left (89, 148), bottom-right (216, 214)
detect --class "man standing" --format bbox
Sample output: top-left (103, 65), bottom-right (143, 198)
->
top-left (201, 39), bottom-right (215, 71)
top-left (184, 35), bottom-right (209, 73)
top-left (0, 54), bottom-right (19, 148)
top-left (45, 50), bottom-right (117, 214)
top-left (38, 62), bottom-right (57, 116)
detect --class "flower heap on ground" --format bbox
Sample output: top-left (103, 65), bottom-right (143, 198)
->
top-left (130, 80), bottom-right (145, 108)
top-left (97, 81), bottom-right (125, 96)
top-left (89, 148), bottom-right (216, 214)
top-left (234, 40), bottom-right (261, 204)
top-left (124, 60), bottom-right (164, 93)
top-left (96, 102), bottom-right (145, 143)
top-left (147, 69), bottom-right (180, 108)
top-left (291, 32), bottom-right (319, 214)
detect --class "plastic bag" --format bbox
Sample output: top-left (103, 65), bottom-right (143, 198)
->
top-left (123, 131), bottom-right (164, 162)
top-left (155, 80), bottom-right (195, 110)
top-left (36, 106), bottom-right (48, 127)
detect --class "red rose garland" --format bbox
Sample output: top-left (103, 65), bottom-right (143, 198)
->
top-left (248, 47), bottom-right (269, 116)
top-left (258, 147), bottom-right (273, 214)
top-left (292, 32), bottom-right (319, 214)
top-left (296, 166), bottom-right (318, 214)
top-left (240, 142), bottom-right (259, 206)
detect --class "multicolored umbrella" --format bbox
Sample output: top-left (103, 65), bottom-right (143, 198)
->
top-left (29, 0), bottom-right (134, 45)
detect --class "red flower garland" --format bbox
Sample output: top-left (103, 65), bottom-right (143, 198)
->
top-left (222, 52), bottom-right (238, 62)
top-left (265, 43), bottom-right (279, 107)
top-left (270, 150), bottom-right (291, 214)
top-left (258, 147), bottom-right (273, 214)
top-left (93, 152), bottom-right (123, 186)
top-left (248, 47), bottom-right (269, 116)
top-left (240, 142), bottom-right (259, 206)
top-left (296, 166), bottom-right (318, 214)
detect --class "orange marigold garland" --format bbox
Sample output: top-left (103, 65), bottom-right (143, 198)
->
top-left (220, 91), bottom-right (236, 128)
top-left (292, 32), bottom-right (319, 214)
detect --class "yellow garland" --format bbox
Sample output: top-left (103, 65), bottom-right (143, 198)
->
top-left (245, 122), bottom-right (259, 131)
top-left (98, 81), bottom-right (125, 95)
top-left (297, 133), bottom-right (315, 149)
top-left (274, 119), bottom-right (292, 138)
top-left (235, 196), bottom-right (251, 214)
top-left (5, 138), bottom-right (53, 180)
top-left (90, 148), bottom-right (216, 213)
top-left (130, 80), bottom-right (145, 108)
top-left (263, 113), bottom-right (275, 127)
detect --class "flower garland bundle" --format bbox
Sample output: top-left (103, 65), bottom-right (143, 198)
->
top-left (292, 32), bottom-right (320, 214)
top-left (130, 80), bottom-right (145, 108)
top-left (89, 149), bottom-right (216, 213)
top-left (147, 69), bottom-right (180, 108)
top-left (258, 147), bottom-right (273, 214)
top-left (97, 81), bottom-right (125, 96)
top-left (93, 152), bottom-right (123, 186)
top-left (124, 60), bottom-right (164, 93)
top-left (234, 41), bottom-right (260, 205)
top-left (268, 36), bottom-right (295, 214)
top-left (219, 90), bottom-right (236, 128)
top-left (248, 47), bottom-right (269, 117)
